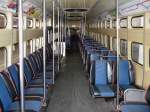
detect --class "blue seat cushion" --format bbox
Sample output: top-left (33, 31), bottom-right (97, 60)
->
top-left (121, 103), bottom-right (150, 112)
top-left (119, 60), bottom-right (130, 85)
top-left (95, 85), bottom-right (115, 97)
top-left (120, 85), bottom-right (135, 91)
top-left (36, 72), bottom-right (53, 79)
top-left (95, 60), bottom-right (107, 85)
top-left (8, 100), bottom-right (42, 112)
top-left (29, 78), bottom-right (53, 85)
top-left (24, 87), bottom-right (48, 97)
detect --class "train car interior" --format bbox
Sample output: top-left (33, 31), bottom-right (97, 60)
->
top-left (0, 0), bottom-right (150, 112)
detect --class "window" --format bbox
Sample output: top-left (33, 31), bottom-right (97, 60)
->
top-left (102, 21), bottom-right (105, 28)
top-left (26, 40), bottom-right (31, 55)
top-left (35, 38), bottom-right (40, 50)
top-left (36, 20), bottom-right (40, 28)
top-left (107, 36), bottom-right (110, 49)
top-left (131, 16), bottom-right (144, 28)
top-left (12, 44), bottom-right (19, 63)
top-left (106, 20), bottom-right (110, 28)
top-left (0, 13), bottom-right (7, 28)
top-left (0, 47), bottom-right (7, 70)
top-left (131, 42), bottom-right (143, 65)
top-left (112, 37), bottom-right (117, 51)
top-left (101, 34), bottom-right (105, 45)
top-left (13, 16), bottom-right (18, 28)
top-left (112, 19), bottom-right (116, 28)
top-left (27, 18), bottom-right (33, 28)
top-left (120, 18), bottom-right (127, 28)
top-left (120, 39), bottom-right (128, 56)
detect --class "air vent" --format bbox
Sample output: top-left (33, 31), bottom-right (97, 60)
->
top-left (64, 8), bottom-right (88, 13)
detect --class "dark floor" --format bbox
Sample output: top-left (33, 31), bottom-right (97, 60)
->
top-left (46, 53), bottom-right (114, 112)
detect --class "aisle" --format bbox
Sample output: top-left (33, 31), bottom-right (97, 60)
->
top-left (46, 53), bottom-right (113, 112)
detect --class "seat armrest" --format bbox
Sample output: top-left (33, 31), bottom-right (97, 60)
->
top-left (124, 88), bottom-right (147, 103)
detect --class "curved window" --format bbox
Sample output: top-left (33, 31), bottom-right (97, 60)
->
top-left (0, 13), bottom-right (7, 28)
top-left (131, 42), bottom-right (143, 65)
top-left (120, 39), bottom-right (128, 56)
top-left (131, 16), bottom-right (144, 28)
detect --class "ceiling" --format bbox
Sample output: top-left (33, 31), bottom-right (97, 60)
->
top-left (0, 0), bottom-right (133, 22)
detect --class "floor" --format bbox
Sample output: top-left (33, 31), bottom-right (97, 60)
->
top-left (46, 52), bottom-right (114, 112)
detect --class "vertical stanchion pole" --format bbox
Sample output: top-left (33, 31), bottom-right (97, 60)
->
top-left (62, 14), bottom-right (64, 57)
top-left (18, 0), bottom-right (24, 111)
top-left (116, 0), bottom-right (120, 110)
top-left (42, 0), bottom-right (47, 106)
top-left (57, 1), bottom-right (60, 72)
top-left (60, 13), bottom-right (62, 56)
top-left (84, 12), bottom-right (86, 37)
top-left (53, 0), bottom-right (55, 84)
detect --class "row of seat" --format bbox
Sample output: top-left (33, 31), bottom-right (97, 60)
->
top-left (78, 36), bottom-right (150, 111)
top-left (0, 44), bottom-right (60, 111)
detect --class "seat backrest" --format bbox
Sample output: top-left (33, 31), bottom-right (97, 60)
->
top-left (90, 61), bottom-right (95, 85)
top-left (0, 73), bottom-right (12, 111)
top-left (23, 58), bottom-right (34, 83)
top-left (107, 52), bottom-right (117, 62)
top-left (0, 71), bottom-right (18, 99)
top-left (28, 54), bottom-right (38, 73)
top-left (95, 60), bottom-right (108, 85)
top-left (8, 64), bottom-right (21, 91)
top-left (128, 60), bottom-right (135, 85)
top-left (119, 60), bottom-right (130, 85)
top-left (90, 53), bottom-right (99, 62)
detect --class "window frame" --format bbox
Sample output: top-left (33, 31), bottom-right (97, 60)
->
top-left (112, 37), bottom-right (117, 51)
top-left (120, 39), bottom-right (128, 56)
top-left (27, 18), bottom-right (33, 28)
top-left (131, 42), bottom-right (143, 65)
top-left (0, 13), bottom-right (7, 29)
top-left (131, 15), bottom-right (144, 28)
top-left (120, 18), bottom-right (127, 28)
top-left (12, 16), bottom-right (18, 28)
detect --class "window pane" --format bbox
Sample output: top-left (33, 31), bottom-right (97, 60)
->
top-left (131, 42), bottom-right (143, 65)
top-left (112, 38), bottom-right (117, 51)
top-left (131, 16), bottom-right (144, 28)
top-left (27, 19), bottom-right (33, 28)
top-left (13, 16), bottom-right (18, 28)
top-left (26, 40), bottom-right (31, 55)
top-left (0, 13), bottom-right (7, 28)
top-left (120, 39), bottom-right (127, 56)
top-left (0, 48), bottom-right (6, 70)
top-left (120, 18), bottom-right (127, 28)
top-left (12, 44), bottom-right (19, 63)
